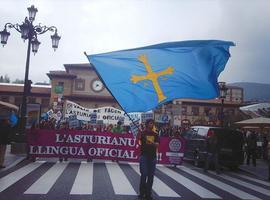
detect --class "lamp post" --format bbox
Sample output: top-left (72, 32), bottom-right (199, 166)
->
top-left (218, 82), bottom-right (228, 127)
top-left (0, 5), bottom-right (61, 136)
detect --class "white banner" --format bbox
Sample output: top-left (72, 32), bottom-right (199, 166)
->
top-left (64, 100), bottom-right (142, 125)
top-left (65, 100), bottom-right (93, 121)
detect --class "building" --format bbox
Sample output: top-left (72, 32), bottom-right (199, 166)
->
top-left (0, 63), bottom-right (245, 126)
top-left (0, 83), bottom-right (50, 113)
top-left (47, 63), bottom-right (118, 109)
top-left (155, 85), bottom-right (244, 127)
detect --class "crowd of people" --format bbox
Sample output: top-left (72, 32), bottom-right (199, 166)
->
top-left (37, 117), bottom-right (186, 137)
top-left (243, 130), bottom-right (269, 167)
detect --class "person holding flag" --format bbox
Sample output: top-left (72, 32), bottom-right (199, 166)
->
top-left (86, 40), bottom-right (234, 198)
top-left (137, 119), bottom-right (159, 200)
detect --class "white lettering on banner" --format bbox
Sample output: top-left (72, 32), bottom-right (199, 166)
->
top-left (55, 134), bottom-right (136, 147)
top-left (29, 146), bottom-right (86, 156)
top-left (30, 145), bottom-right (137, 159)
top-left (88, 148), bottom-right (137, 159)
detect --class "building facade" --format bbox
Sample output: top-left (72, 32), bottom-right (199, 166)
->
top-left (47, 63), bottom-right (118, 109)
top-left (0, 83), bottom-right (51, 113)
top-left (0, 63), bottom-right (244, 127)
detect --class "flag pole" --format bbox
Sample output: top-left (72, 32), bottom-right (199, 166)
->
top-left (84, 52), bottom-right (141, 133)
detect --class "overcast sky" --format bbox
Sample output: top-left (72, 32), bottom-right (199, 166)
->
top-left (0, 0), bottom-right (270, 84)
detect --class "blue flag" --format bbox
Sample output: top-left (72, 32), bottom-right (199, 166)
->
top-left (87, 40), bottom-right (234, 113)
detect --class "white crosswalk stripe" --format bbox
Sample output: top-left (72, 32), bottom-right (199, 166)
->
top-left (70, 161), bottom-right (93, 195)
top-left (105, 162), bottom-right (137, 195)
top-left (0, 161), bottom-right (44, 192)
top-left (209, 171), bottom-right (270, 196)
top-left (24, 161), bottom-right (68, 194)
top-left (1, 160), bottom-right (270, 200)
top-left (178, 166), bottom-right (261, 200)
top-left (229, 172), bottom-right (270, 187)
top-left (158, 166), bottom-right (221, 199)
top-left (129, 163), bottom-right (180, 198)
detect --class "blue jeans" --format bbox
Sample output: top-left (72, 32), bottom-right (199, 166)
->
top-left (139, 155), bottom-right (156, 197)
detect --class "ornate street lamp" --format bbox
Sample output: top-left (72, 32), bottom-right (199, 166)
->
top-left (218, 82), bottom-right (228, 127)
top-left (0, 5), bottom-right (61, 136)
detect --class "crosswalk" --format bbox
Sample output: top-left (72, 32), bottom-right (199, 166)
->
top-left (0, 160), bottom-right (270, 200)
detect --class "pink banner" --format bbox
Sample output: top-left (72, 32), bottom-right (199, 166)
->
top-left (27, 129), bottom-right (185, 165)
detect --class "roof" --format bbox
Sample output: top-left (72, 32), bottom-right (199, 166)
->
top-left (47, 71), bottom-right (77, 80)
top-left (235, 117), bottom-right (270, 128)
top-left (240, 103), bottom-right (270, 111)
top-left (64, 63), bottom-right (95, 73)
top-left (0, 83), bottom-right (51, 94)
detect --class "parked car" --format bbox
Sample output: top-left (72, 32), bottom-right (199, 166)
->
top-left (182, 126), bottom-right (244, 169)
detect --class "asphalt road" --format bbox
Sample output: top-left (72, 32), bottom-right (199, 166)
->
top-left (0, 158), bottom-right (270, 200)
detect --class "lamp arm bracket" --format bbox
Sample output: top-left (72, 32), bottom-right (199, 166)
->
top-left (34, 24), bottom-right (57, 35)
top-left (4, 23), bottom-right (21, 33)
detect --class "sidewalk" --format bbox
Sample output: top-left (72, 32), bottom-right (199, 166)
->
top-left (239, 159), bottom-right (270, 181)
top-left (0, 144), bottom-right (26, 172)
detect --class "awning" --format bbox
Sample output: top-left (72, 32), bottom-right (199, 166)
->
top-left (235, 117), bottom-right (270, 128)
top-left (0, 101), bottom-right (19, 111)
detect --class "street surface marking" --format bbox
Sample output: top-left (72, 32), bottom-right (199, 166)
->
top-left (209, 171), bottom-right (270, 196)
top-left (70, 161), bottom-right (93, 195)
top-left (105, 162), bottom-right (137, 195)
top-left (178, 166), bottom-right (261, 200)
top-left (24, 162), bottom-right (68, 194)
top-left (229, 172), bottom-right (270, 187)
top-left (158, 166), bottom-right (221, 199)
top-left (0, 161), bottom-right (44, 192)
top-left (130, 164), bottom-right (180, 197)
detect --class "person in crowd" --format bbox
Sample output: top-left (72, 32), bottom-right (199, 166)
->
top-left (105, 124), bottom-right (113, 133)
top-left (172, 126), bottom-right (181, 137)
top-left (262, 135), bottom-right (268, 160)
top-left (0, 118), bottom-right (11, 168)
top-left (112, 121), bottom-right (124, 133)
top-left (137, 119), bottom-right (160, 200)
top-left (204, 133), bottom-right (221, 174)
top-left (158, 124), bottom-right (167, 137)
top-left (246, 131), bottom-right (257, 167)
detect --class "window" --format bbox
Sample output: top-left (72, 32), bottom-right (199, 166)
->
top-left (58, 82), bottom-right (64, 87)
top-left (14, 97), bottom-right (22, 106)
top-left (181, 106), bottom-right (187, 115)
top-left (1, 96), bottom-right (9, 102)
top-left (204, 107), bottom-right (212, 116)
top-left (192, 107), bottom-right (199, 116)
top-left (41, 98), bottom-right (50, 107)
top-left (28, 97), bottom-right (36, 103)
top-left (75, 79), bottom-right (85, 91)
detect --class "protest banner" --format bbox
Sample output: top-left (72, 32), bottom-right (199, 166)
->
top-left (64, 100), bottom-right (143, 125)
top-left (27, 129), bottom-right (185, 165)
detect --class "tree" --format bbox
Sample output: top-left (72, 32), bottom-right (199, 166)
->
top-left (12, 79), bottom-right (24, 84)
top-left (35, 81), bottom-right (50, 85)
top-left (0, 74), bottom-right (10, 83)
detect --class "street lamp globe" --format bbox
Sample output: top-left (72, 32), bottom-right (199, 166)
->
top-left (218, 81), bottom-right (227, 99)
top-left (51, 31), bottom-right (61, 50)
top-left (27, 5), bottom-right (38, 22)
top-left (0, 28), bottom-right (10, 46)
top-left (19, 22), bottom-right (29, 40)
top-left (31, 38), bottom-right (41, 54)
